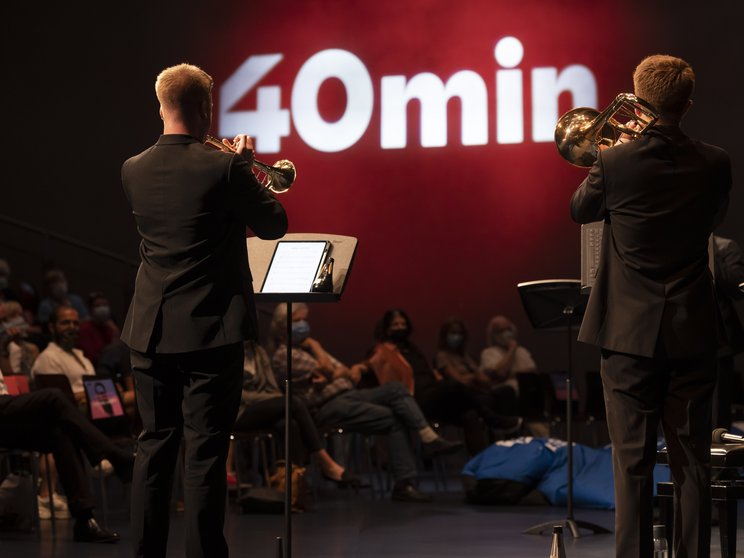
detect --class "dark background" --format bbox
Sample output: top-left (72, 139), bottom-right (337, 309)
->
top-left (2, 1), bottom-right (743, 387)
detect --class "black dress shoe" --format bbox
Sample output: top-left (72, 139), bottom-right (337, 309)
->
top-left (421, 437), bottom-right (464, 459)
top-left (322, 469), bottom-right (369, 490)
top-left (391, 482), bottom-right (433, 503)
top-left (73, 517), bottom-right (120, 543)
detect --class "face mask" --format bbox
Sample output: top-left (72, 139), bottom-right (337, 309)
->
top-left (1, 315), bottom-right (26, 334)
top-left (92, 305), bottom-right (111, 322)
top-left (446, 333), bottom-right (464, 350)
top-left (291, 320), bottom-right (311, 344)
top-left (389, 329), bottom-right (409, 342)
top-left (0, 276), bottom-right (8, 290)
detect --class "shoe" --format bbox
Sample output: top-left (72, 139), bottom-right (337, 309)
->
top-left (94, 459), bottom-right (114, 477)
top-left (322, 469), bottom-right (369, 490)
top-left (391, 481), bottom-right (433, 503)
top-left (421, 437), bottom-right (464, 460)
top-left (73, 517), bottom-right (120, 543)
top-left (37, 494), bottom-right (71, 519)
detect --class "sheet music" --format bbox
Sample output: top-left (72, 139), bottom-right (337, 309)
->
top-left (261, 241), bottom-right (330, 293)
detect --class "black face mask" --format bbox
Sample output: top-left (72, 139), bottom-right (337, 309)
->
top-left (388, 329), bottom-right (409, 342)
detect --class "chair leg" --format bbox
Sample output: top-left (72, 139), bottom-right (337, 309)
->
top-left (42, 453), bottom-right (56, 539)
top-left (31, 452), bottom-right (42, 540)
top-left (718, 498), bottom-right (738, 558)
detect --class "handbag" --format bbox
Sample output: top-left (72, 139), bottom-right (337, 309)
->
top-left (268, 460), bottom-right (307, 512)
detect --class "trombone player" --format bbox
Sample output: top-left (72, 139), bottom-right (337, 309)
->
top-left (569, 55), bottom-right (731, 558)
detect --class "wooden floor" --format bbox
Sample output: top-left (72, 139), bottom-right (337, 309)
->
top-left (1, 479), bottom-right (742, 558)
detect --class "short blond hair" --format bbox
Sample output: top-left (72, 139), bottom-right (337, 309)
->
top-left (633, 55), bottom-right (694, 118)
top-left (155, 63), bottom-right (213, 113)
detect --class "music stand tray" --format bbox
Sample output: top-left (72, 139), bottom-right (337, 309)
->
top-left (517, 279), bottom-right (610, 538)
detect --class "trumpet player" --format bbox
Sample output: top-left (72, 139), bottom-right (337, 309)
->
top-left (121, 63), bottom-right (288, 558)
top-left (570, 55), bottom-right (731, 558)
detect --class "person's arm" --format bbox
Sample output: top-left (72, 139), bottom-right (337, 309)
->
top-left (434, 352), bottom-right (474, 386)
top-left (481, 343), bottom-right (518, 383)
top-left (226, 136), bottom-right (288, 239)
top-left (570, 154), bottom-right (607, 224)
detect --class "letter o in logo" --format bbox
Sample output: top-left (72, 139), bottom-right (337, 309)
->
top-left (291, 49), bottom-right (374, 153)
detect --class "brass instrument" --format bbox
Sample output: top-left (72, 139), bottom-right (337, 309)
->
top-left (554, 93), bottom-right (659, 167)
top-left (204, 135), bottom-right (296, 193)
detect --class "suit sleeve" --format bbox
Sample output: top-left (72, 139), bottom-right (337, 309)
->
top-left (570, 153), bottom-right (607, 224)
top-left (711, 152), bottom-right (732, 229)
top-left (226, 155), bottom-right (288, 239)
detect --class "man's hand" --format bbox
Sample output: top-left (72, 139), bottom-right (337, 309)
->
top-left (232, 134), bottom-right (255, 166)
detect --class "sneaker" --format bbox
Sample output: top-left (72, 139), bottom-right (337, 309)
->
top-left (94, 459), bottom-right (114, 477)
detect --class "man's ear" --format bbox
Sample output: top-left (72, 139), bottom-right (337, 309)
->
top-left (159, 106), bottom-right (164, 121)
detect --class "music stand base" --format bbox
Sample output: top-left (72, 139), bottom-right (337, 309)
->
top-left (523, 518), bottom-right (611, 538)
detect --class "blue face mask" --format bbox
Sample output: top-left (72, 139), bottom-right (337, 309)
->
top-left (291, 320), bottom-right (311, 344)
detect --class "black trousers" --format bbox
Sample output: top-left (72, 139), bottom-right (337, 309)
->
top-left (0, 389), bottom-right (118, 517)
top-left (130, 343), bottom-right (243, 558)
top-left (234, 395), bottom-right (323, 464)
top-left (601, 349), bottom-right (716, 558)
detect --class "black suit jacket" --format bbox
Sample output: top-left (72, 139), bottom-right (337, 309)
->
top-left (570, 126), bottom-right (731, 358)
top-left (120, 134), bottom-right (288, 354)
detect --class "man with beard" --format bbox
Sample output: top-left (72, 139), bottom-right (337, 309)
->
top-left (32, 304), bottom-right (95, 405)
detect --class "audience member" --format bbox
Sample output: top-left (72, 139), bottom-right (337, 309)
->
top-left (367, 308), bottom-right (520, 455)
top-left (270, 304), bottom-right (462, 502)
top-left (78, 291), bottom-right (120, 365)
top-left (0, 259), bottom-right (18, 303)
top-left (712, 235), bottom-right (744, 428)
top-left (434, 317), bottom-right (522, 420)
top-left (230, 340), bottom-right (361, 488)
top-left (36, 268), bottom-right (89, 325)
top-left (0, 301), bottom-right (39, 376)
top-left (479, 314), bottom-right (537, 414)
top-left (1, 326), bottom-right (132, 542)
top-left (32, 304), bottom-right (94, 405)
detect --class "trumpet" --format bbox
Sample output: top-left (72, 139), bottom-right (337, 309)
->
top-left (204, 135), bottom-right (296, 193)
top-left (554, 93), bottom-right (659, 167)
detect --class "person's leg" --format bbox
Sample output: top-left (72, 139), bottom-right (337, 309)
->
top-left (131, 350), bottom-right (184, 558)
top-left (180, 343), bottom-right (243, 558)
top-left (601, 350), bottom-right (663, 558)
top-left (314, 393), bottom-right (417, 483)
top-left (662, 352), bottom-right (716, 558)
top-left (415, 384), bottom-right (487, 454)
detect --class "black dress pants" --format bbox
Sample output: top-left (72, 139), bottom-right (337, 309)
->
top-left (130, 343), bottom-right (243, 558)
top-left (601, 349), bottom-right (716, 558)
top-left (0, 388), bottom-right (120, 517)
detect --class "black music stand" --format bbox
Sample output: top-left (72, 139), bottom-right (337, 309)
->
top-left (247, 233), bottom-right (358, 558)
top-left (517, 279), bottom-right (611, 538)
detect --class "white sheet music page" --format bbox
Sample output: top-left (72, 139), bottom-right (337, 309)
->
top-left (261, 240), bottom-right (329, 293)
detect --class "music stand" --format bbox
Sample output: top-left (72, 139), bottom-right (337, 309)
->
top-left (517, 279), bottom-right (611, 538)
top-left (247, 233), bottom-right (357, 558)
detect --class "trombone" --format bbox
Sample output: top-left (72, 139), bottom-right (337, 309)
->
top-left (204, 135), bottom-right (296, 193)
top-left (554, 93), bottom-right (659, 167)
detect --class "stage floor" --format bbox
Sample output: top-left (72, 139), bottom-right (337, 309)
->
top-left (1, 484), bottom-right (742, 558)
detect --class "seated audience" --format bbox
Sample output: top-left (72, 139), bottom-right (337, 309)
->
top-left (479, 315), bottom-right (537, 414)
top-left (0, 301), bottom-right (39, 376)
top-left (270, 304), bottom-right (462, 502)
top-left (36, 268), bottom-right (89, 325)
top-left (78, 291), bottom-right (120, 365)
top-left (1, 325), bottom-right (132, 542)
top-left (0, 259), bottom-right (44, 345)
top-left (367, 308), bottom-right (520, 455)
top-left (229, 340), bottom-right (361, 489)
top-left (32, 305), bottom-right (94, 406)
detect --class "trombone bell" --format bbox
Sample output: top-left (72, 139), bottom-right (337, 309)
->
top-left (554, 93), bottom-right (659, 167)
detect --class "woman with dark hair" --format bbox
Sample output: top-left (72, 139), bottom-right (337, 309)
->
top-left (364, 309), bottom-right (520, 455)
